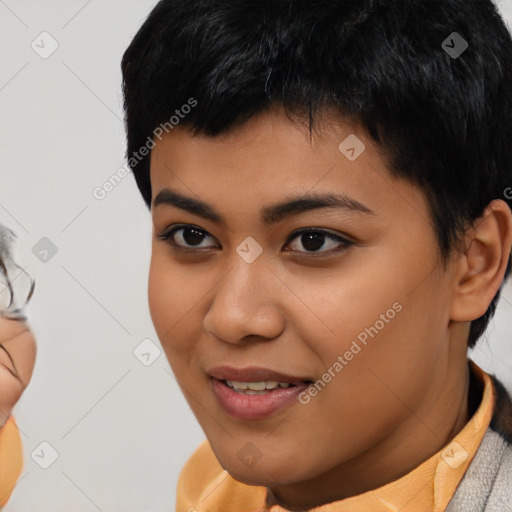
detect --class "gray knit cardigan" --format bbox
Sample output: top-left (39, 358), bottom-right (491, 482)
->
top-left (446, 370), bottom-right (512, 511)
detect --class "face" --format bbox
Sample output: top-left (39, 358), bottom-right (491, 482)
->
top-left (0, 317), bottom-right (36, 429)
top-left (148, 107), bottom-right (465, 504)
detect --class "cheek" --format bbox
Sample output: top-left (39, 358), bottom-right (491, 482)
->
top-left (310, 241), bottom-right (444, 359)
top-left (147, 249), bottom-right (184, 337)
top-left (147, 250), bottom-right (204, 366)
top-left (147, 257), bottom-right (167, 338)
top-left (306, 281), bottom-right (446, 444)
top-left (291, 254), bottom-right (443, 422)
top-left (284, 257), bottom-right (407, 362)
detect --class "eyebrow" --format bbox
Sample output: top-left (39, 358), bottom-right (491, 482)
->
top-left (153, 188), bottom-right (375, 226)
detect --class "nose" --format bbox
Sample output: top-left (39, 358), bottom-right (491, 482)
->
top-left (202, 255), bottom-right (285, 345)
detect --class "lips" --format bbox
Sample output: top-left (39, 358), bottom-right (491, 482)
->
top-left (208, 368), bottom-right (314, 420)
top-left (207, 365), bottom-right (313, 385)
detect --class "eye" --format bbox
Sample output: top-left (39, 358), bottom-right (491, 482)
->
top-left (157, 224), bottom-right (218, 251)
top-left (284, 228), bottom-right (353, 255)
top-left (158, 224), bottom-right (353, 256)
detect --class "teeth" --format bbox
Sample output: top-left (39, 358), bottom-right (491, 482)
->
top-left (225, 380), bottom-right (292, 391)
top-left (228, 380), bottom-right (249, 390)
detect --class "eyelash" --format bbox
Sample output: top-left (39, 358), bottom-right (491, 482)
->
top-left (157, 224), bottom-right (353, 256)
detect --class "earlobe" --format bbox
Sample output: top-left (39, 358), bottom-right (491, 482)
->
top-left (450, 199), bottom-right (512, 322)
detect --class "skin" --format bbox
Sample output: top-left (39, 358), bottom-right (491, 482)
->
top-left (147, 106), bottom-right (512, 510)
top-left (0, 316), bottom-right (36, 430)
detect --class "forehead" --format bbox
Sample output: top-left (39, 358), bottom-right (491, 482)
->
top-left (149, 109), bottom-right (429, 227)
top-left (150, 108), bottom-right (369, 176)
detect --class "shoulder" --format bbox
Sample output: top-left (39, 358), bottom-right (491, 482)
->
top-left (447, 428), bottom-right (512, 511)
top-left (446, 372), bottom-right (512, 511)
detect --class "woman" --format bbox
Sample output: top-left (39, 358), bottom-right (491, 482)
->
top-left (0, 223), bottom-right (36, 509)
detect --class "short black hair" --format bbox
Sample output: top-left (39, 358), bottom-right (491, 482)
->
top-left (121, 0), bottom-right (512, 349)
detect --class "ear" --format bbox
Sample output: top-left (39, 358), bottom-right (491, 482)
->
top-left (450, 199), bottom-right (512, 322)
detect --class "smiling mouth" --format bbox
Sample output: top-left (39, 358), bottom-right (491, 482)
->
top-left (210, 377), bottom-right (314, 420)
top-left (207, 365), bottom-right (316, 417)
top-left (221, 379), bottom-right (314, 394)
top-left (207, 365), bottom-right (315, 385)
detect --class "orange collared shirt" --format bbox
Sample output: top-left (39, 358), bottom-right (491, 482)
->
top-left (0, 416), bottom-right (23, 508)
top-left (176, 359), bottom-right (495, 512)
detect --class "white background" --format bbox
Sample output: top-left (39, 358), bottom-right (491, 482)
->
top-left (1, 1), bottom-right (511, 510)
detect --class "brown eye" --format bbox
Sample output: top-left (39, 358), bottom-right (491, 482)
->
top-left (158, 224), bottom-right (219, 250)
top-left (284, 229), bottom-right (353, 255)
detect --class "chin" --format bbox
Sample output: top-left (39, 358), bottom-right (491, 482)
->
top-left (226, 467), bottom-right (278, 487)
top-left (220, 454), bottom-right (305, 487)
